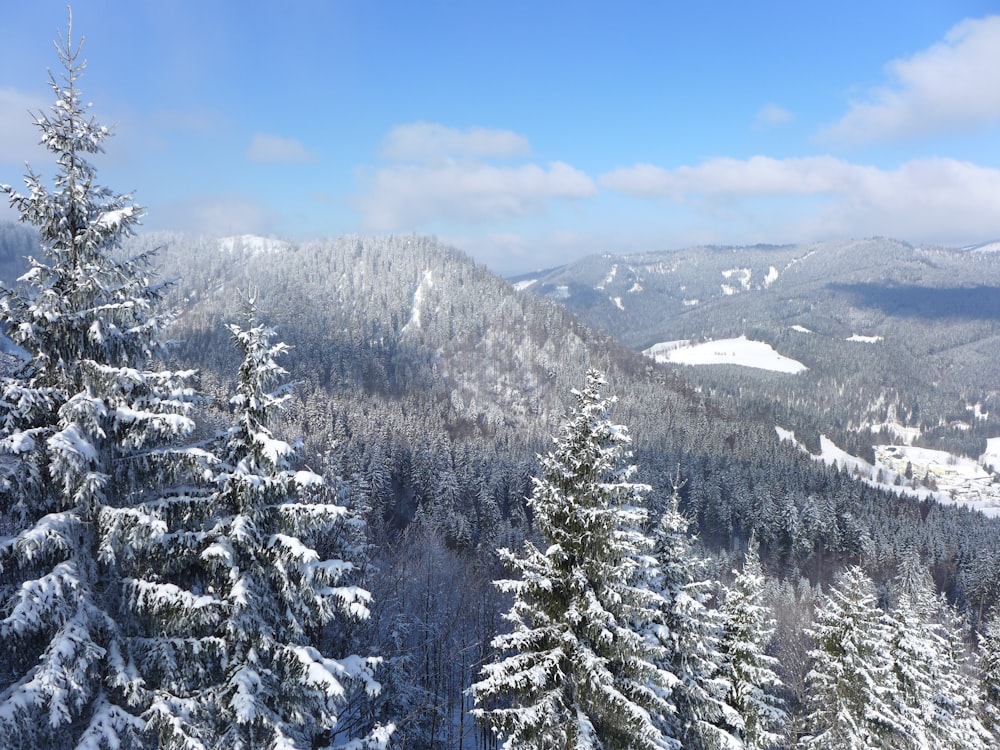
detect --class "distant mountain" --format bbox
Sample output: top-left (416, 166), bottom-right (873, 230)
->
top-left (138, 232), bottom-right (703, 445)
top-left (520, 237), bottom-right (1000, 461)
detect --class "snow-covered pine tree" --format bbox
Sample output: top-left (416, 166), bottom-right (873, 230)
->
top-left (0, 16), bottom-right (203, 748)
top-left (646, 481), bottom-right (737, 750)
top-left (187, 298), bottom-right (388, 750)
top-left (875, 553), bottom-right (992, 750)
top-left (930, 598), bottom-right (992, 750)
top-left (980, 607), bottom-right (1000, 743)
top-left (471, 369), bottom-right (677, 750)
top-left (801, 566), bottom-right (903, 750)
top-left (716, 537), bottom-right (785, 749)
top-left (880, 557), bottom-right (937, 749)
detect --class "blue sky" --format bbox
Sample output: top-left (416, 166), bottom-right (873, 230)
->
top-left (2, 1), bottom-right (1000, 274)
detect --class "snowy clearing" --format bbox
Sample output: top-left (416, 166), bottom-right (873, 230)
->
top-left (513, 278), bottom-right (537, 291)
top-left (644, 336), bottom-right (807, 374)
top-left (401, 270), bottom-right (434, 334)
top-left (722, 267), bottom-right (752, 290)
top-left (763, 265), bottom-right (779, 287)
top-left (983, 437), bottom-right (1000, 470)
top-left (775, 427), bottom-right (1000, 518)
top-left (865, 420), bottom-right (922, 445)
top-left (847, 334), bottom-right (883, 343)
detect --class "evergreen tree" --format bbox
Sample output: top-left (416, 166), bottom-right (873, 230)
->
top-left (646, 482), bottom-right (736, 750)
top-left (930, 600), bottom-right (991, 750)
top-left (880, 559), bottom-right (935, 749)
top-left (0, 16), bottom-right (201, 748)
top-left (471, 370), bottom-right (676, 749)
top-left (878, 554), bottom-right (990, 750)
top-left (980, 607), bottom-right (1000, 743)
top-left (180, 300), bottom-right (388, 750)
top-left (801, 566), bottom-right (902, 750)
top-left (716, 538), bottom-right (785, 749)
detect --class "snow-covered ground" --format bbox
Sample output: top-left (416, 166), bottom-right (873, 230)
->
top-left (401, 269), bottom-right (434, 334)
top-left (644, 336), bottom-right (807, 374)
top-left (722, 267), bottom-right (752, 291)
top-left (847, 334), bottom-right (883, 343)
top-left (981, 437), bottom-right (1000, 471)
top-left (776, 427), bottom-right (1000, 518)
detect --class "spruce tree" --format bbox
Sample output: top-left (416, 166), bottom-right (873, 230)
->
top-left (878, 555), bottom-right (991, 750)
top-left (0, 15), bottom-right (201, 748)
top-left (980, 608), bottom-right (1000, 743)
top-left (716, 538), bottom-right (785, 749)
top-left (801, 566), bottom-right (902, 750)
top-left (931, 600), bottom-right (992, 750)
top-left (184, 300), bottom-right (388, 750)
top-left (471, 370), bottom-right (676, 749)
top-left (646, 483), bottom-right (736, 750)
top-left (881, 561), bottom-right (934, 749)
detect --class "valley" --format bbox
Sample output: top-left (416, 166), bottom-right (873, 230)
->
top-left (520, 237), bottom-right (1000, 516)
top-left (637, 330), bottom-right (1000, 517)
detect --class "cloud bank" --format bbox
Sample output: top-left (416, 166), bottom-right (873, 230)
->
top-left (820, 15), bottom-right (1000, 144)
top-left (601, 155), bottom-right (1000, 245)
top-left (381, 122), bottom-right (531, 163)
top-left (357, 123), bottom-right (597, 230)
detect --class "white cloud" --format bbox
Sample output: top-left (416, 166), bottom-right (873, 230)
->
top-left (0, 88), bottom-right (53, 165)
top-left (600, 155), bottom-right (1000, 246)
top-left (601, 156), bottom-right (857, 199)
top-left (357, 123), bottom-right (596, 230)
top-left (820, 15), bottom-right (1000, 144)
top-left (381, 122), bottom-right (531, 163)
top-left (358, 160), bottom-right (598, 230)
top-left (246, 133), bottom-right (316, 164)
top-left (756, 103), bottom-right (795, 127)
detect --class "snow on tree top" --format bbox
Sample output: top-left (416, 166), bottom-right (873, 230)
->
top-left (217, 235), bottom-right (292, 255)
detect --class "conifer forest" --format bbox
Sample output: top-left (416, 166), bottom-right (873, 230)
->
top-left (2, 17), bottom-right (1000, 750)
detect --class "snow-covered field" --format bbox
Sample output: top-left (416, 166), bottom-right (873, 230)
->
top-left (644, 336), bottom-right (807, 374)
top-left (776, 428), bottom-right (1000, 518)
top-left (983, 437), bottom-right (1000, 469)
top-left (847, 334), bottom-right (883, 343)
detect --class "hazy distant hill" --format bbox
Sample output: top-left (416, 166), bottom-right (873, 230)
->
top-left (138, 232), bottom-right (706, 445)
top-left (519, 238), bottom-right (1000, 460)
